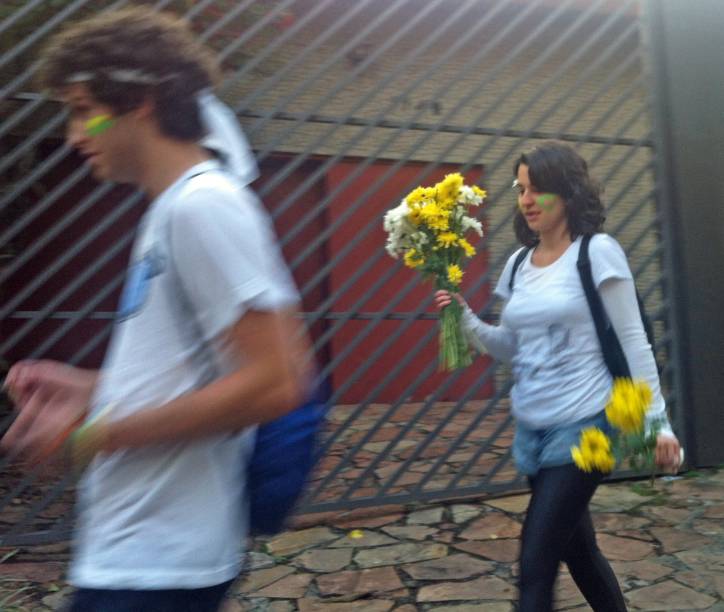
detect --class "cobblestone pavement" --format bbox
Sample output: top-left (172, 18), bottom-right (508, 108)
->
top-left (1, 468), bottom-right (722, 611)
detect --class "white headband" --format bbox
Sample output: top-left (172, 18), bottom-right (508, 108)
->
top-left (66, 69), bottom-right (169, 85)
top-left (65, 71), bottom-right (258, 186)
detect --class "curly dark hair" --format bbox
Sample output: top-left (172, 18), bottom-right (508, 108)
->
top-left (39, 7), bottom-right (220, 141)
top-left (513, 141), bottom-right (605, 247)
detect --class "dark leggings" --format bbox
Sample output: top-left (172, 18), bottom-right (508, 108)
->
top-left (518, 463), bottom-right (627, 612)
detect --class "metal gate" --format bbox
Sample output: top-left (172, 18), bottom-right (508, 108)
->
top-left (0, 0), bottom-right (683, 545)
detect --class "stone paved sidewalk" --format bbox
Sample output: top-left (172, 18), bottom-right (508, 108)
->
top-left (1, 469), bottom-right (722, 611)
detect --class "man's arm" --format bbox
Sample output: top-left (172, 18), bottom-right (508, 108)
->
top-left (1, 361), bottom-right (99, 462)
top-left (102, 308), bottom-right (311, 452)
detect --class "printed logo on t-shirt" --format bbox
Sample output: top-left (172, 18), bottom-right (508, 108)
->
top-left (516, 324), bottom-right (572, 381)
top-left (117, 247), bottom-right (165, 321)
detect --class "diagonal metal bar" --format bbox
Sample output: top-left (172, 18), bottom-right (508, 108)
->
top-left (217, 0), bottom-right (372, 115)
top-left (0, 111), bottom-right (69, 179)
top-left (0, 187), bottom-right (138, 320)
top-left (1, 470), bottom-right (77, 541)
top-left (0, 178), bottom-right (121, 289)
top-left (67, 321), bottom-right (115, 366)
top-left (374, 362), bottom-right (504, 497)
top-left (0, 95), bottom-right (46, 140)
top-left (414, 389), bottom-right (515, 494)
top-left (196, 0), bottom-right (264, 44)
top-left (0, 0), bottom-right (50, 38)
top-left (333, 336), bottom-right (502, 502)
top-left (0, 0), bottom-right (102, 72)
top-left (243, 0), bottom-right (441, 148)
top-left (215, 0), bottom-right (321, 66)
top-left (21, 261), bottom-right (128, 359)
top-left (0, 513), bottom-right (74, 547)
top-left (0, 157), bottom-right (92, 248)
top-left (0, 231), bottom-right (132, 354)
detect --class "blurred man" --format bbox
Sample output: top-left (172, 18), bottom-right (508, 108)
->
top-left (2, 7), bottom-right (311, 611)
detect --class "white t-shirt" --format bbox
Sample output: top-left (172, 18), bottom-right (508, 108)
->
top-left (70, 160), bottom-right (299, 589)
top-left (495, 234), bottom-right (633, 428)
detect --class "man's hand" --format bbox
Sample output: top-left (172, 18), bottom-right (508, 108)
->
top-left (1, 360), bottom-right (97, 463)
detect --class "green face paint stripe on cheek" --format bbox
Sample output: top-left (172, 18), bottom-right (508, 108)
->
top-left (85, 115), bottom-right (115, 136)
top-left (535, 193), bottom-right (556, 211)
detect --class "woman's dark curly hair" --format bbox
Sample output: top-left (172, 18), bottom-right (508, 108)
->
top-left (39, 7), bottom-right (220, 141)
top-left (513, 141), bottom-right (605, 247)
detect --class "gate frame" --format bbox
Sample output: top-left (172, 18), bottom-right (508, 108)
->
top-left (643, 0), bottom-right (724, 466)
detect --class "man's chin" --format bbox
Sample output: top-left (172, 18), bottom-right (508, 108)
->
top-left (89, 165), bottom-right (113, 183)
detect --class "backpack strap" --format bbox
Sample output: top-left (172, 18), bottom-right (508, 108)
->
top-left (508, 246), bottom-right (532, 292)
top-left (577, 234), bottom-right (632, 379)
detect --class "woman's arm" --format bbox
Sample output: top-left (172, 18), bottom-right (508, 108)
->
top-left (434, 290), bottom-right (517, 362)
top-left (457, 301), bottom-right (517, 362)
top-left (598, 278), bottom-right (674, 438)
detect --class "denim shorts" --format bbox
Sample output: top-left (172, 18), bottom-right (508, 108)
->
top-left (513, 410), bottom-right (613, 477)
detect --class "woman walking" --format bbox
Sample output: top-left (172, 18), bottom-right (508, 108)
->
top-left (435, 142), bottom-right (681, 611)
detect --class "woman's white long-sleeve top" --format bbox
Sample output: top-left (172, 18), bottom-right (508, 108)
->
top-left (461, 234), bottom-right (673, 436)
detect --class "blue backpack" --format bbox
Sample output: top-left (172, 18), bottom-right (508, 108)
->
top-left (247, 386), bottom-right (328, 535)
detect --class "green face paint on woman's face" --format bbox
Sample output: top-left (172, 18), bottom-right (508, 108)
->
top-left (535, 193), bottom-right (557, 211)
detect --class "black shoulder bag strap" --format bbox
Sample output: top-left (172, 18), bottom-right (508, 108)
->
top-left (508, 246), bottom-right (532, 292)
top-left (577, 234), bottom-right (632, 379)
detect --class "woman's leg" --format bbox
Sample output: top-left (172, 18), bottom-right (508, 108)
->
top-left (564, 509), bottom-right (627, 611)
top-left (518, 463), bottom-right (624, 612)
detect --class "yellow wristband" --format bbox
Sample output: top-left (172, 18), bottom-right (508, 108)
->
top-left (67, 404), bottom-right (114, 470)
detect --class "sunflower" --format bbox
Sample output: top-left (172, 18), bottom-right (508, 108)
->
top-left (571, 427), bottom-right (616, 473)
top-left (605, 378), bottom-right (651, 434)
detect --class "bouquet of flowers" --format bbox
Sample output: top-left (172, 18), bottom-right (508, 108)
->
top-left (383, 173), bottom-right (485, 370)
top-left (571, 378), bottom-right (662, 474)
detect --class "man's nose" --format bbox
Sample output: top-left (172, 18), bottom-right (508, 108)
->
top-left (65, 118), bottom-right (87, 149)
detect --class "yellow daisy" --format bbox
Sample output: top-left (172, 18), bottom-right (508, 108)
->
top-left (405, 186), bottom-right (428, 205)
top-left (420, 202), bottom-right (449, 231)
top-left (404, 249), bottom-right (424, 269)
top-left (447, 264), bottom-right (463, 285)
top-left (436, 232), bottom-right (459, 248)
top-left (436, 173), bottom-right (464, 204)
top-left (459, 238), bottom-right (476, 257)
